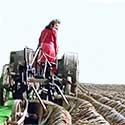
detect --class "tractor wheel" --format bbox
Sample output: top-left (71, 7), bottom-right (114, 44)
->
top-left (0, 84), bottom-right (4, 105)
top-left (59, 52), bottom-right (79, 95)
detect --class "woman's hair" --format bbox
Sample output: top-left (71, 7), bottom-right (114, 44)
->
top-left (45, 19), bottom-right (60, 29)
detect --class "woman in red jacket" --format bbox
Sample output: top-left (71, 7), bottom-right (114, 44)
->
top-left (38, 19), bottom-right (60, 78)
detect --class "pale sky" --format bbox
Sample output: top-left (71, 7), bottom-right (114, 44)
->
top-left (0, 0), bottom-right (125, 84)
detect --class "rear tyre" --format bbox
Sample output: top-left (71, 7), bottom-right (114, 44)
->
top-left (58, 52), bottom-right (79, 95)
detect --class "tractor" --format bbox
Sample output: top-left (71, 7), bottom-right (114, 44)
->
top-left (0, 46), bottom-right (79, 125)
top-left (1, 46), bottom-right (79, 106)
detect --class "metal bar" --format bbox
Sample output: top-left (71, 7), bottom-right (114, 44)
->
top-left (31, 85), bottom-right (47, 112)
top-left (50, 82), bottom-right (69, 105)
top-left (31, 46), bottom-right (41, 67)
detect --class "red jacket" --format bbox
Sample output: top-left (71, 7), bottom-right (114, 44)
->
top-left (39, 28), bottom-right (58, 63)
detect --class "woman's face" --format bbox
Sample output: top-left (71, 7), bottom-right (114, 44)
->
top-left (53, 23), bottom-right (59, 30)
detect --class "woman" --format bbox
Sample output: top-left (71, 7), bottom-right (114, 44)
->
top-left (38, 19), bottom-right (60, 77)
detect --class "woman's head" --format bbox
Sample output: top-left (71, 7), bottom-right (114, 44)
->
top-left (45, 19), bottom-right (61, 30)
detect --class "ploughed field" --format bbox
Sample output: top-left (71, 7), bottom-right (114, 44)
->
top-left (2, 83), bottom-right (125, 125)
top-left (74, 83), bottom-right (125, 125)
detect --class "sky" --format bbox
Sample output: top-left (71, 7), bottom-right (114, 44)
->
top-left (0, 0), bottom-right (125, 84)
